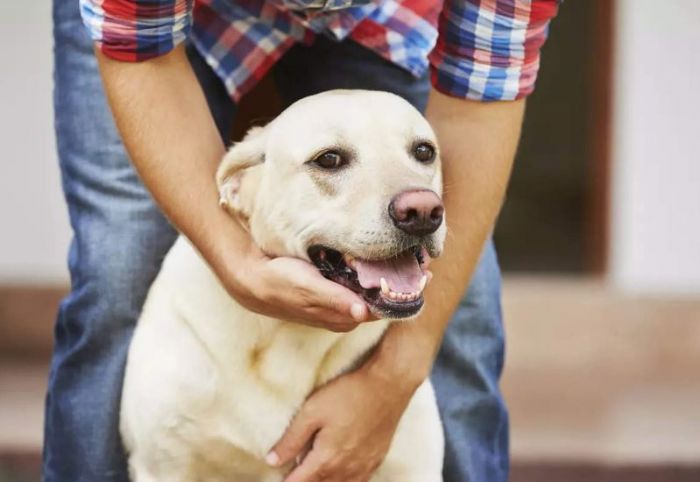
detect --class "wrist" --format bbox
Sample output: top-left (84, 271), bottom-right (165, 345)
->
top-left (363, 323), bottom-right (437, 396)
top-left (193, 209), bottom-right (260, 298)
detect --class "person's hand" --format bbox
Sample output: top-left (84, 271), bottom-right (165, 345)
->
top-left (265, 364), bottom-right (417, 482)
top-left (215, 239), bottom-right (378, 332)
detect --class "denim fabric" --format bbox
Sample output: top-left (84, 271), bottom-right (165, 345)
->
top-left (45, 1), bottom-right (508, 480)
top-left (432, 243), bottom-right (509, 481)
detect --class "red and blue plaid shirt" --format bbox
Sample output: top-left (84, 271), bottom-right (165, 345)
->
top-left (80, 0), bottom-right (558, 102)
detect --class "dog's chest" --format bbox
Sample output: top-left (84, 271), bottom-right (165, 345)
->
top-left (156, 238), bottom-right (390, 454)
top-left (244, 319), bottom-right (389, 390)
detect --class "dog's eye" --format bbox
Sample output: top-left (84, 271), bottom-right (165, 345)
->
top-left (414, 143), bottom-right (436, 164)
top-left (313, 151), bottom-right (346, 170)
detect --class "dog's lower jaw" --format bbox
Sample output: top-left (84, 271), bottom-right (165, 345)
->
top-left (308, 245), bottom-right (430, 319)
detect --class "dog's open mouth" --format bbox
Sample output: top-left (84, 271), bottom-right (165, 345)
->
top-left (308, 245), bottom-right (429, 319)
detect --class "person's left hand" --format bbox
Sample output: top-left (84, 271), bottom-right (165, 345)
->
top-left (265, 365), bottom-right (417, 482)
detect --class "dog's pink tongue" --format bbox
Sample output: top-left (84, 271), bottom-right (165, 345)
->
top-left (355, 251), bottom-right (423, 293)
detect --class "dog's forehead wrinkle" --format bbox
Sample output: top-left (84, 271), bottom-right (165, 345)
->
top-left (286, 89), bottom-right (419, 117)
top-left (276, 94), bottom-right (427, 144)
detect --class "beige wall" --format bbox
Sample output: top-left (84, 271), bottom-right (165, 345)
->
top-left (609, 0), bottom-right (700, 295)
top-left (0, 1), bottom-right (71, 284)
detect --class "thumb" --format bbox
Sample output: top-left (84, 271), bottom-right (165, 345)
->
top-left (266, 410), bottom-right (321, 467)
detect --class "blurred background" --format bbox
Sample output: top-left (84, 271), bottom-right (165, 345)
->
top-left (1, 0), bottom-right (699, 481)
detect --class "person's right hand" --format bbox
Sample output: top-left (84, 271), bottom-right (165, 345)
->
top-left (214, 240), bottom-right (377, 332)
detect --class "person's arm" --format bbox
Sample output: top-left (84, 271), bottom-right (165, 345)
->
top-left (87, 1), bottom-right (371, 330)
top-left (267, 1), bottom-right (559, 480)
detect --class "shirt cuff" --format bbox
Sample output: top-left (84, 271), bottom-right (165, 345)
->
top-left (429, 0), bottom-right (559, 101)
top-left (79, 0), bottom-right (193, 62)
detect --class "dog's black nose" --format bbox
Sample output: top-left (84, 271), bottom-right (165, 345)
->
top-left (388, 189), bottom-right (444, 236)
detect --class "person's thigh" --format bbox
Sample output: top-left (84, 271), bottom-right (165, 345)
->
top-left (274, 37), bottom-right (508, 482)
top-left (44, 3), bottom-right (235, 481)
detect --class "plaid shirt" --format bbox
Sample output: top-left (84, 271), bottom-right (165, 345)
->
top-left (80, 0), bottom-right (558, 102)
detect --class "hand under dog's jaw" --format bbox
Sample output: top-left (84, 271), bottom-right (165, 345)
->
top-left (308, 245), bottom-right (431, 319)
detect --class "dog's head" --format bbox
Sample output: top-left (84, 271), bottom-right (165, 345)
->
top-left (217, 90), bottom-right (446, 319)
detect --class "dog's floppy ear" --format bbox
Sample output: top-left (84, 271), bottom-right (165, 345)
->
top-left (216, 126), bottom-right (267, 213)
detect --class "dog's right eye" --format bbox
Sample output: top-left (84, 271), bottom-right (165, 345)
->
top-left (312, 151), bottom-right (346, 170)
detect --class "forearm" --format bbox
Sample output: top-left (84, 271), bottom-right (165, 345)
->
top-left (368, 88), bottom-right (525, 386)
top-left (95, 45), bottom-right (253, 289)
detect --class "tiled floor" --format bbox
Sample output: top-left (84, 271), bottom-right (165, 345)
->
top-left (1, 276), bottom-right (699, 480)
top-left (2, 453), bottom-right (699, 482)
top-left (0, 363), bottom-right (46, 452)
top-left (501, 277), bottom-right (700, 465)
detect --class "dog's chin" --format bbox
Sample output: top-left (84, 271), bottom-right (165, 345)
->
top-left (367, 293), bottom-right (424, 320)
top-left (307, 244), bottom-right (430, 320)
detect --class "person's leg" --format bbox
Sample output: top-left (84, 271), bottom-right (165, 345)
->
top-left (44, 3), bottom-right (235, 481)
top-left (273, 37), bottom-right (509, 482)
top-left (431, 241), bottom-right (509, 482)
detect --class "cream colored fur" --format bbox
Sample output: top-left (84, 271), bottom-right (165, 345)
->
top-left (121, 90), bottom-right (446, 481)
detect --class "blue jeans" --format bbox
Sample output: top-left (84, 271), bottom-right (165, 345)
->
top-left (44, 1), bottom-right (508, 480)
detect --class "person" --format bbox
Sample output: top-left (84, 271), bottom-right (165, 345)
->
top-left (44, 0), bottom-right (559, 481)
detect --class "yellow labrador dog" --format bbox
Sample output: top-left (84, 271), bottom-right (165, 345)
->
top-left (121, 90), bottom-right (446, 481)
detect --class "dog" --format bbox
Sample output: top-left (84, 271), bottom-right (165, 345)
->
top-left (120, 90), bottom-right (447, 481)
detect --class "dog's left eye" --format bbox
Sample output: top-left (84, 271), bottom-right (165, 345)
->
top-left (313, 151), bottom-right (346, 170)
top-left (414, 142), bottom-right (436, 164)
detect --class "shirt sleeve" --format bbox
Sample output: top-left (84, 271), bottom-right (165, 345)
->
top-left (79, 0), bottom-right (194, 62)
top-left (429, 0), bottom-right (560, 101)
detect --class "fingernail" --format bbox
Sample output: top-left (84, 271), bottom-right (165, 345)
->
top-left (350, 303), bottom-right (365, 321)
top-left (265, 451), bottom-right (279, 466)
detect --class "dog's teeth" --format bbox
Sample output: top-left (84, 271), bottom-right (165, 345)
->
top-left (344, 254), bottom-right (356, 270)
top-left (380, 278), bottom-right (390, 295)
top-left (419, 275), bottom-right (428, 293)
top-left (389, 291), bottom-right (398, 300)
